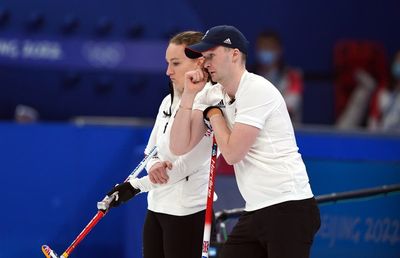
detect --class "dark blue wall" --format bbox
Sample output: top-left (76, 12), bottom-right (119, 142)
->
top-left (0, 122), bottom-right (399, 258)
top-left (2, 0), bottom-right (399, 67)
top-left (188, 0), bottom-right (400, 70)
top-left (1, 0), bottom-right (399, 122)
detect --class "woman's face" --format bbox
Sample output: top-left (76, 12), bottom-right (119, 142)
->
top-left (165, 43), bottom-right (199, 94)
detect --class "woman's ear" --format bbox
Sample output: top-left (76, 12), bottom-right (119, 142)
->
top-left (196, 57), bottom-right (205, 68)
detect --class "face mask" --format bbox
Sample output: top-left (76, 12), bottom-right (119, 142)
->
top-left (256, 50), bottom-right (278, 65)
top-left (392, 62), bottom-right (400, 80)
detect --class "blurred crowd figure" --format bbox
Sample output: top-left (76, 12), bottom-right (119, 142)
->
top-left (334, 40), bottom-right (400, 132)
top-left (14, 104), bottom-right (39, 123)
top-left (253, 30), bottom-right (303, 124)
top-left (369, 50), bottom-right (400, 132)
top-left (334, 40), bottom-right (387, 130)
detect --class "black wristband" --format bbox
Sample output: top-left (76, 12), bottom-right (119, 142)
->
top-left (203, 106), bottom-right (223, 121)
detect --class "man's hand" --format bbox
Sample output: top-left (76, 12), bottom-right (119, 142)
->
top-left (184, 68), bottom-right (208, 95)
top-left (149, 161), bottom-right (173, 184)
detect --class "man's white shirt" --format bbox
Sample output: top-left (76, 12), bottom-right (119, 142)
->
top-left (193, 71), bottom-right (313, 211)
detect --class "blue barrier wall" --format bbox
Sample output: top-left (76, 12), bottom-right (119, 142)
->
top-left (296, 129), bottom-right (400, 257)
top-left (214, 128), bottom-right (400, 257)
top-left (0, 122), bottom-right (151, 258)
top-left (0, 122), bottom-right (399, 258)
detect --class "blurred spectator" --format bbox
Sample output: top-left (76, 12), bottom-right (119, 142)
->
top-left (335, 69), bottom-right (378, 129)
top-left (368, 50), bottom-right (400, 132)
top-left (253, 30), bottom-right (303, 123)
top-left (14, 104), bottom-right (39, 123)
top-left (334, 40), bottom-right (388, 130)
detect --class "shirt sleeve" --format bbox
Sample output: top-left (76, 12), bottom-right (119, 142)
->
top-left (235, 80), bottom-right (280, 129)
top-left (192, 85), bottom-right (210, 112)
top-left (193, 83), bottom-right (223, 112)
top-left (129, 153), bottom-right (205, 193)
top-left (144, 96), bottom-right (169, 172)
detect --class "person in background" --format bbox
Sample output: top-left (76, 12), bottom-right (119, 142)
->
top-left (105, 31), bottom-right (215, 258)
top-left (253, 30), bottom-right (303, 124)
top-left (369, 49), bottom-right (400, 132)
top-left (334, 40), bottom-right (387, 130)
top-left (14, 104), bottom-right (39, 123)
top-left (335, 69), bottom-right (378, 129)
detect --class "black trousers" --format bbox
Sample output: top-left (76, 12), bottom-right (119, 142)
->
top-left (143, 209), bottom-right (206, 258)
top-left (219, 198), bottom-right (321, 258)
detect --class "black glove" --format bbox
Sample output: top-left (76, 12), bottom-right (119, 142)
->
top-left (203, 106), bottom-right (223, 130)
top-left (107, 182), bottom-right (140, 208)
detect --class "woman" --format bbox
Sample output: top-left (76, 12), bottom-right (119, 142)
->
top-left (106, 31), bottom-right (214, 258)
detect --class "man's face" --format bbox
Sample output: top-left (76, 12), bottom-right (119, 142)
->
top-left (202, 46), bottom-right (232, 83)
top-left (165, 43), bottom-right (199, 93)
top-left (255, 36), bottom-right (282, 66)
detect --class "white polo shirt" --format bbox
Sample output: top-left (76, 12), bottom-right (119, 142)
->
top-left (129, 89), bottom-right (214, 216)
top-left (194, 71), bottom-right (313, 211)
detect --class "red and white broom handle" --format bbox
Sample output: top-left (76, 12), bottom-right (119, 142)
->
top-left (45, 146), bottom-right (158, 258)
top-left (59, 210), bottom-right (105, 258)
top-left (201, 135), bottom-right (218, 258)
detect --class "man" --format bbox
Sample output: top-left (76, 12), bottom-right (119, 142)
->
top-left (170, 25), bottom-right (320, 258)
top-left (253, 30), bottom-right (303, 124)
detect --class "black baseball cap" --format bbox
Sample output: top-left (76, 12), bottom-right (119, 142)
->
top-left (185, 25), bottom-right (249, 59)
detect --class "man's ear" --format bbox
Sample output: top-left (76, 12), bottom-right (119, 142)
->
top-left (232, 49), bottom-right (240, 63)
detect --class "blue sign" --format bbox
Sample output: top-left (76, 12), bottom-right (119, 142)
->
top-left (0, 35), bottom-right (167, 72)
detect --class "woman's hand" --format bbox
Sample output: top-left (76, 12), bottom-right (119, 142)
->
top-left (148, 161), bottom-right (173, 184)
